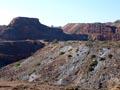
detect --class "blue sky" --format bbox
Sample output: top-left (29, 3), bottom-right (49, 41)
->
top-left (0, 0), bottom-right (120, 26)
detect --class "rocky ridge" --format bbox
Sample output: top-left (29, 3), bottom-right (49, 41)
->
top-left (0, 17), bottom-right (88, 41)
top-left (63, 22), bottom-right (120, 41)
top-left (0, 17), bottom-right (89, 67)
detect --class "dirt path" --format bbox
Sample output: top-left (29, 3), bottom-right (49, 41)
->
top-left (0, 80), bottom-right (65, 90)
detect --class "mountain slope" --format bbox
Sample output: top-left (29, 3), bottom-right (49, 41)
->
top-left (0, 41), bottom-right (120, 90)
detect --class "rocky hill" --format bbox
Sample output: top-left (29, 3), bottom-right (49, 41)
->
top-left (0, 17), bottom-right (120, 90)
top-left (1, 17), bottom-right (120, 42)
top-left (0, 17), bottom-right (88, 41)
top-left (0, 17), bottom-right (88, 67)
top-left (63, 22), bottom-right (120, 41)
top-left (0, 41), bottom-right (120, 90)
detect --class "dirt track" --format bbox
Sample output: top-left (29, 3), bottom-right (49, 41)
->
top-left (0, 80), bottom-right (66, 90)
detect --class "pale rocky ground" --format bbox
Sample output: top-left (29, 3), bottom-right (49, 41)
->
top-left (0, 41), bottom-right (120, 90)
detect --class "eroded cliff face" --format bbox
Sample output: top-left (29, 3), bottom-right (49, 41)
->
top-left (0, 17), bottom-right (88, 41)
top-left (0, 40), bottom-right (44, 67)
top-left (0, 41), bottom-right (119, 90)
top-left (1, 17), bottom-right (120, 42)
top-left (63, 23), bottom-right (120, 41)
top-left (0, 17), bottom-right (52, 40)
top-left (1, 17), bottom-right (120, 41)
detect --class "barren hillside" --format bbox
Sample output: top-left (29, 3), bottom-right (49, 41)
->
top-left (0, 41), bottom-right (120, 90)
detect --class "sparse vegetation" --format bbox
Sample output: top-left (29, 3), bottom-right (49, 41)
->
top-left (0, 41), bottom-right (120, 90)
top-left (88, 38), bottom-right (95, 42)
top-left (59, 52), bottom-right (65, 55)
top-left (91, 54), bottom-right (96, 59)
top-left (90, 60), bottom-right (98, 67)
top-left (15, 62), bottom-right (20, 67)
top-left (88, 60), bottom-right (98, 72)
top-left (86, 40), bottom-right (95, 47)
top-left (88, 66), bottom-right (94, 72)
top-left (68, 54), bottom-right (72, 58)
top-left (76, 48), bottom-right (79, 52)
top-left (36, 63), bottom-right (41, 66)
top-left (100, 57), bottom-right (106, 61)
top-left (108, 54), bottom-right (113, 59)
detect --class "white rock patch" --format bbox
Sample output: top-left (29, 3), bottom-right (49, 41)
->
top-left (28, 73), bottom-right (39, 82)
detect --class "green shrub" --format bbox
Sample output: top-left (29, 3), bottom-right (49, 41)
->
top-left (90, 60), bottom-right (98, 67)
top-left (88, 60), bottom-right (98, 72)
top-left (15, 62), bottom-right (20, 67)
top-left (76, 48), bottom-right (79, 52)
top-left (100, 57), bottom-right (106, 61)
top-left (108, 54), bottom-right (113, 59)
top-left (68, 54), bottom-right (72, 58)
top-left (88, 66), bottom-right (94, 72)
top-left (59, 52), bottom-right (65, 55)
top-left (91, 55), bottom-right (96, 59)
top-left (36, 63), bottom-right (41, 66)
top-left (88, 38), bottom-right (95, 42)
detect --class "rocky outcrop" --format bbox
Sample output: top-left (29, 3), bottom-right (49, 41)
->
top-left (63, 23), bottom-right (120, 41)
top-left (0, 17), bottom-right (52, 40)
top-left (0, 41), bottom-right (119, 90)
top-left (8, 17), bottom-right (40, 27)
top-left (0, 40), bottom-right (44, 67)
top-left (1, 17), bottom-right (120, 41)
top-left (0, 17), bottom-right (88, 41)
